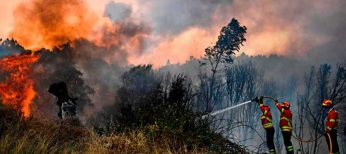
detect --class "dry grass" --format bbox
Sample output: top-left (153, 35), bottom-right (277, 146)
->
top-left (0, 105), bottom-right (239, 154)
top-left (0, 117), bottom-right (87, 154)
top-left (85, 131), bottom-right (208, 154)
top-left (0, 117), bottom-right (208, 154)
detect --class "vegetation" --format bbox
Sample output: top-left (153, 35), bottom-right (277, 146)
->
top-left (0, 79), bottom-right (246, 153)
top-left (90, 67), bottom-right (246, 153)
top-left (0, 18), bottom-right (249, 153)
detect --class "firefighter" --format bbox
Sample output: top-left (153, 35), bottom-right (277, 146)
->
top-left (274, 100), bottom-right (294, 154)
top-left (255, 96), bottom-right (276, 154)
top-left (322, 99), bottom-right (339, 154)
top-left (48, 82), bottom-right (77, 119)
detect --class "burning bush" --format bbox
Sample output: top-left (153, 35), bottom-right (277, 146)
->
top-left (0, 39), bottom-right (94, 119)
top-left (0, 39), bottom-right (38, 117)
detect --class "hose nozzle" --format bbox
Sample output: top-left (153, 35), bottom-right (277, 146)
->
top-left (252, 97), bottom-right (260, 102)
top-left (252, 96), bottom-right (266, 102)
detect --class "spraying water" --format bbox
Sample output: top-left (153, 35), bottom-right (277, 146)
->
top-left (202, 100), bottom-right (253, 119)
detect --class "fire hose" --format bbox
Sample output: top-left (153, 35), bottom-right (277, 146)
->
top-left (326, 133), bottom-right (333, 154)
top-left (292, 134), bottom-right (323, 143)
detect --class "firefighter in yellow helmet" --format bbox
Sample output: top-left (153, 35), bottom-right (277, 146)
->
top-left (275, 100), bottom-right (294, 154)
top-left (322, 99), bottom-right (339, 154)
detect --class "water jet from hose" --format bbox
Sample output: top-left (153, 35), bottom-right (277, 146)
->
top-left (202, 100), bottom-right (253, 119)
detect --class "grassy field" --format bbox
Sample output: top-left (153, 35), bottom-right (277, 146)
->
top-left (0, 119), bottom-right (210, 154)
top-left (0, 107), bottom-right (212, 154)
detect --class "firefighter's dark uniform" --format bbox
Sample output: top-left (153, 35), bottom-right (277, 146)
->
top-left (48, 82), bottom-right (77, 119)
top-left (275, 101), bottom-right (294, 154)
top-left (325, 108), bottom-right (340, 154)
top-left (259, 99), bottom-right (276, 154)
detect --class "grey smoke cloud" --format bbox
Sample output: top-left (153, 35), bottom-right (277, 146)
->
top-left (137, 0), bottom-right (231, 34)
top-left (104, 1), bottom-right (132, 22)
top-left (303, 0), bottom-right (346, 65)
top-left (129, 0), bottom-right (346, 90)
top-left (96, 0), bottom-right (346, 67)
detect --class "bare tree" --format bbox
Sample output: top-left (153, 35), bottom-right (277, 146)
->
top-left (295, 64), bottom-right (346, 153)
top-left (224, 61), bottom-right (260, 139)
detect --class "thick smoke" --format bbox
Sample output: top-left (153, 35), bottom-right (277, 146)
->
top-left (4, 0), bottom-right (151, 119)
top-left (303, 0), bottom-right (346, 65)
top-left (4, 0), bottom-right (346, 67)
top-left (123, 0), bottom-right (346, 66)
top-left (104, 2), bottom-right (132, 23)
top-left (226, 0), bottom-right (346, 59)
top-left (9, 0), bottom-right (97, 50)
top-left (30, 42), bottom-right (126, 120)
top-left (31, 47), bottom-right (94, 120)
top-left (139, 0), bottom-right (229, 34)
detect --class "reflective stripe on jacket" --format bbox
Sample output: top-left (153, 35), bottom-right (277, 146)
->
top-left (260, 102), bottom-right (273, 129)
top-left (326, 108), bottom-right (339, 132)
top-left (276, 103), bottom-right (293, 131)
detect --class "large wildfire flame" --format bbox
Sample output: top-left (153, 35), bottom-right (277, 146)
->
top-left (0, 54), bottom-right (39, 117)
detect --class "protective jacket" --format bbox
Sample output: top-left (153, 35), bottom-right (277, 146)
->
top-left (276, 102), bottom-right (293, 132)
top-left (259, 100), bottom-right (273, 129)
top-left (326, 108), bottom-right (339, 132)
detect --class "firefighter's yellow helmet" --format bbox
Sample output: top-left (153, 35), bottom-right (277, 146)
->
top-left (322, 99), bottom-right (333, 107)
top-left (282, 102), bottom-right (290, 108)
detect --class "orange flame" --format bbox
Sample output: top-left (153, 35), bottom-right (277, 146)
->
top-left (0, 54), bottom-right (39, 117)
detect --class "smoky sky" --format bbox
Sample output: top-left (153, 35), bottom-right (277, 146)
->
top-left (139, 0), bottom-right (231, 34)
top-left (303, 0), bottom-right (346, 65)
top-left (104, 1), bottom-right (132, 23)
top-left (2, 0), bottom-right (346, 66)
top-left (120, 0), bottom-right (346, 66)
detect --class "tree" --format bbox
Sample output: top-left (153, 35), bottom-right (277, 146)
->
top-left (200, 18), bottom-right (247, 112)
top-left (0, 38), bottom-right (27, 54)
top-left (330, 65), bottom-right (346, 103)
top-left (118, 65), bottom-right (159, 108)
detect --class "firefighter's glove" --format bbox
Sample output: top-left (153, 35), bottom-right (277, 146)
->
top-left (252, 97), bottom-right (260, 103)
